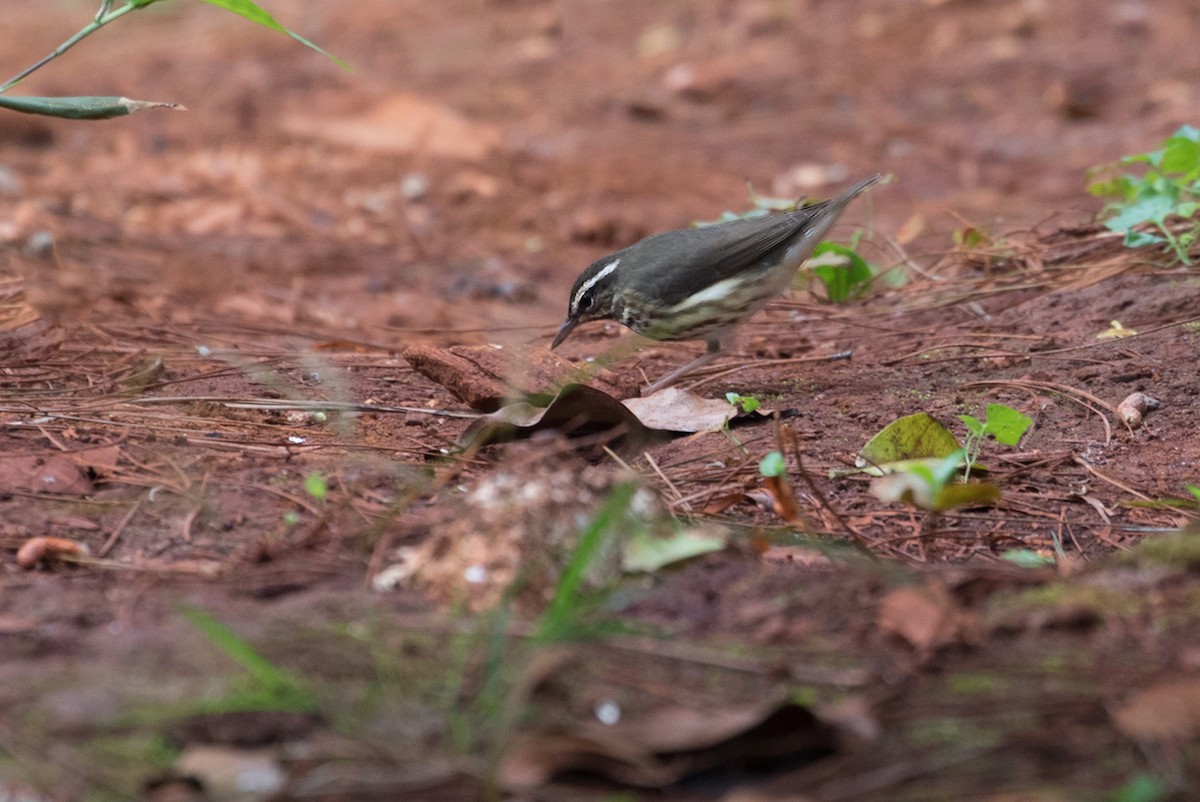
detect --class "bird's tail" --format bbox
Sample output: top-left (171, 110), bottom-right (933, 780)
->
top-left (825, 173), bottom-right (882, 209)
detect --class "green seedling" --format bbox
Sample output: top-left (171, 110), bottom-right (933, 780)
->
top-left (304, 472), bottom-right (328, 502)
top-left (806, 231), bottom-right (875, 303)
top-left (534, 482), bottom-right (637, 643)
top-left (859, 409), bottom-right (1026, 512)
top-left (725, 392), bottom-right (762, 414)
top-left (181, 606), bottom-right (316, 713)
top-left (1001, 549), bottom-right (1056, 568)
top-left (759, 450), bottom-right (787, 478)
top-left (958, 403), bottom-right (1033, 481)
top-left (870, 448), bottom-right (1000, 512)
top-left (1088, 125), bottom-right (1200, 265)
top-left (1111, 773), bottom-right (1169, 802)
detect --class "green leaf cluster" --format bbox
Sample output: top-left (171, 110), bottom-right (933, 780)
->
top-left (809, 239), bottom-right (874, 303)
top-left (1088, 125), bottom-right (1200, 265)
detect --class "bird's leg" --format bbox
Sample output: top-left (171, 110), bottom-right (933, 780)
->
top-left (641, 338), bottom-right (723, 395)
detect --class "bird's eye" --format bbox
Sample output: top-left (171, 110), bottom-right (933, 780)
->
top-left (577, 293), bottom-right (594, 312)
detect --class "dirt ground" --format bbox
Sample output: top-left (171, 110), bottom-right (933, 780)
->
top-left (2, 1), bottom-right (1200, 800)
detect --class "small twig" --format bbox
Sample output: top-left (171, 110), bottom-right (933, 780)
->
top-left (125, 395), bottom-right (480, 419)
top-left (98, 495), bottom-right (143, 557)
top-left (601, 445), bottom-right (635, 473)
top-left (642, 450), bottom-right (683, 503)
top-left (684, 349), bottom-right (854, 391)
top-left (1073, 456), bottom-right (1154, 502)
top-left (32, 421), bottom-right (71, 451)
top-left (779, 420), bottom-right (873, 553)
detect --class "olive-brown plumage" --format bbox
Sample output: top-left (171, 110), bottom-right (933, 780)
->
top-left (552, 174), bottom-right (880, 392)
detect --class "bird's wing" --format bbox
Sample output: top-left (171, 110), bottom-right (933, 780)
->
top-left (628, 203), bottom-right (831, 307)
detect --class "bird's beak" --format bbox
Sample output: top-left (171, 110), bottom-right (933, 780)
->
top-left (550, 316), bottom-right (578, 350)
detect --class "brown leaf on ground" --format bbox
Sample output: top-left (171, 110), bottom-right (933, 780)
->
top-left (501, 700), bottom-right (836, 789)
top-left (456, 384), bottom-right (666, 457)
top-left (1113, 676), bottom-right (1200, 741)
top-left (877, 583), bottom-right (974, 653)
top-left (282, 92), bottom-right (502, 161)
top-left (623, 386), bottom-right (755, 432)
top-left (403, 343), bottom-right (638, 411)
top-left (0, 454), bottom-right (94, 495)
top-left (761, 546), bottom-right (832, 568)
top-left (64, 444), bottom-right (121, 479)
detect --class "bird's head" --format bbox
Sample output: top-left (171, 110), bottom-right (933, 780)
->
top-left (551, 256), bottom-right (622, 349)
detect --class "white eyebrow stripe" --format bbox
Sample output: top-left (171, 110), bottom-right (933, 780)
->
top-left (572, 258), bottom-right (620, 309)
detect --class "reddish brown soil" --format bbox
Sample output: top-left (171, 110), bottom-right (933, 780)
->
top-left (2, 2), bottom-right (1199, 800)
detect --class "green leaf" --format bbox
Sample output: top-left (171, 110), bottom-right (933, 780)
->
top-left (1106, 194), bottom-right (1177, 231)
top-left (809, 242), bottom-right (873, 303)
top-left (1185, 485), bottom-right (1200, 504)
top-left (958, 414), bottom-right (986, 437)
top-left (934, 479), bottom-right (1001, 510)
top-left (858, 412), bottom-right (961, 472)
top-left (1001, 549), bottom-right (1055, 568)
top-left (725, 392), bottom-right (760, 414)
top-left (622, 527), bottom-right (727, 572)
top-left (983, 403), bottom-right (1033, 446)
top-left (759, 450), bottom-right (787, 478)
top-left (869, 452), bottom-right (996, 511)
top-left (304, 473), bottom-right (327, 501)
top-left (1171, 124), bottom-right (1200, 143)
top-left (930, 449), bottom-right (967, 488)
top-left (1122, 230), bottom-right (1165, 248)
top-left (1112, 773), bottom-right (1168, 802)
top-left (200, 0), bottom-right (352, 70)
top-left (0, 94), bottom-right (181, 119)
top-left (1162, 135), bottom-right (1200, 175)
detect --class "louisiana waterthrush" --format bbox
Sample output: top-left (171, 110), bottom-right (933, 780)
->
top-left (551, 174), bottom-right (881, 393)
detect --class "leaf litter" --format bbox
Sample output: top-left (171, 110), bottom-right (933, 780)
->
top-left (3, 2), bottom-right (1200, 798)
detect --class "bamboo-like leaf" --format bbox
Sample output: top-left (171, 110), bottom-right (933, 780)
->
top-left (200, 0), bottom-right (351, 70)
top-left (0, 94), bottom-right (183, 119)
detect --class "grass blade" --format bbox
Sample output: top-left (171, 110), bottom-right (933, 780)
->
top-left (200, 0), bottom-right (352, 70)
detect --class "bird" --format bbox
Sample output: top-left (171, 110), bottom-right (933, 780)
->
top-left (551, 174), bottom-right (881, 394)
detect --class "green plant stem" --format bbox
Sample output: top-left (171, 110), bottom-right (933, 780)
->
top-left (0, 2), bottom-right (143, 94)
top-left (1159, 225), bottom-right (1191, 266)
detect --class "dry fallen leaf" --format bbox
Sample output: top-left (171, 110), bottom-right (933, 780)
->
top-left (894, 211), bottom-right (926, 245)
top-left (456, 383), bottom-right (665, 457)
top-left (1113, 676), bottom-right (1200, 742)
top-left (501, 700), bottom-right (835, 789)
top-left (282, 91), bottom-right (502, 161)
top-left (623, 386), bottom-right (760, 432)
top-left (403, 343), bottom-right (637, 411)
top-left (762, 473), bottom-right (803, 525)
top-left (0, 454), bottom-right (94, 495)
top-left (64, 444), bottom-right (121, 479)
top-left (877, 583), bottom-right (972, 653)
